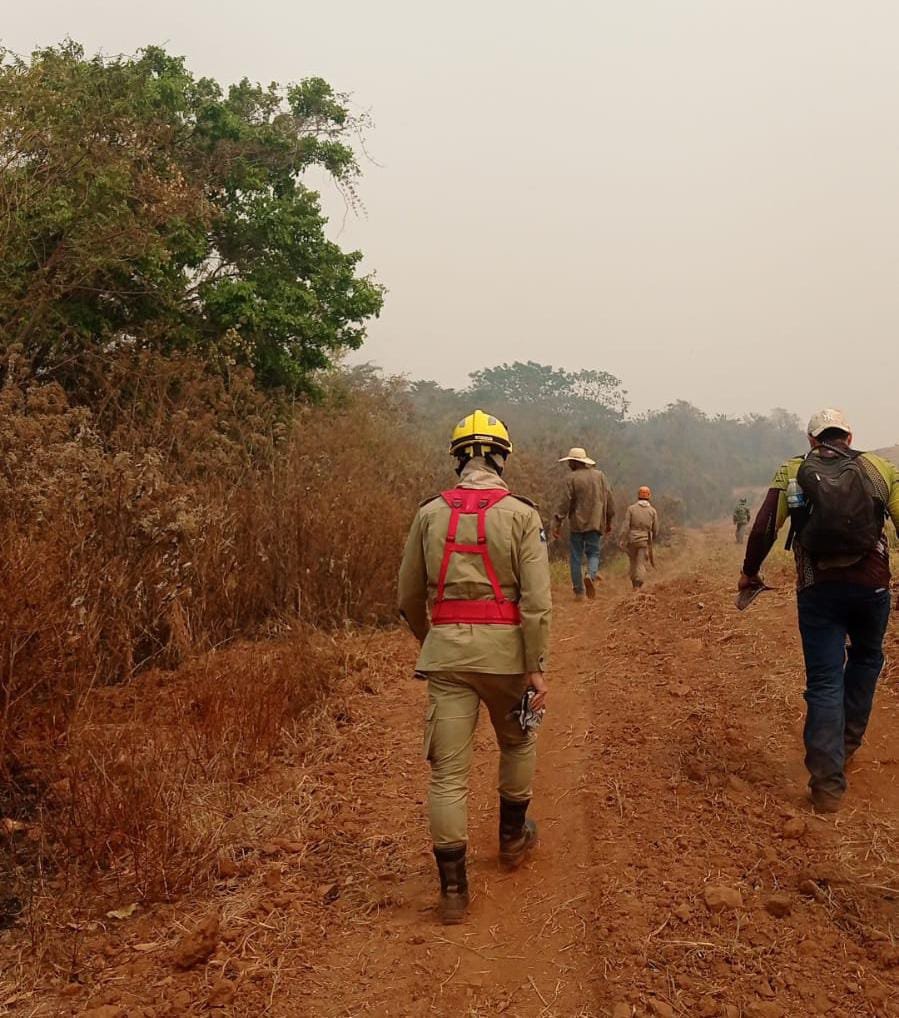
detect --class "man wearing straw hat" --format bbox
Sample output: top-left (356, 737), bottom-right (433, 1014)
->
top-left (551, 447), bottom-right (615, 600)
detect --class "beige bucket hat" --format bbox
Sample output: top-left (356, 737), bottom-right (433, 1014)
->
top-left (559, 447), bottom-right (596, 466)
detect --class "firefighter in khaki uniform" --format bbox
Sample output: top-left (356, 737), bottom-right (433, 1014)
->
top-left (621, 486), bottom-right (659, 590)
top-left (398, 411), bottom-right (552, 924)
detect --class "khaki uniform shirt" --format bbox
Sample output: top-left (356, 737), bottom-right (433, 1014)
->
top-left (622, 500), bottom-right (659, 547)
top-left (398, 461), bottom-right (552, 674)
top-left (554, 467), bottom-right (615, 533)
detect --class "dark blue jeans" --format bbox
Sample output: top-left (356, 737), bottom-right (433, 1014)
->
top-left (569, 530), bottom-right (602, 593)
top-left (797, 583), bottom-right (891, 798)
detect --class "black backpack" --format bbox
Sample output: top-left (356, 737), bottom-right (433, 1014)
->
top-left (796, 446), bottom-right (884, 558)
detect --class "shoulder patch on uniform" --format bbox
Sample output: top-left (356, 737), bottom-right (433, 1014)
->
top-left (418, 493), bottom-right (442, 508)
top-left (509, 493), bottom-right (538, 508)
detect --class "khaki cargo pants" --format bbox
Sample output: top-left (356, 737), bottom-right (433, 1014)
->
top-left (627, 542), bottom-right (650, 585)
top-left (424, 672), bottom-right (537, 848)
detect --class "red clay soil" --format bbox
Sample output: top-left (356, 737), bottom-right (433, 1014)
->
top-left (8, 528), bottom-right (899, 1016)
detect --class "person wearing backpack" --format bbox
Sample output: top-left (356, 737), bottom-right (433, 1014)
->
top-left (398, 411), bottom-right (552, 923)
top-left (738, 409), bottom-right (899, 813)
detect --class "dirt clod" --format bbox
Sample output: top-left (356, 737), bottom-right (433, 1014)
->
top-left (703, 884), bottom-right (743, 912)
top-left (746, 1003), bottom-right (785, 1018)
top-left (684, 759), bottom-right (707, 782)
top-left (172, 914), bottom-right (220, 970)
top-left (765, 893), bottom-right (792, 918)
top-left (782, 817), bottom-right (806, 839)
top-left (217, 857), bottom-right (239, 879)
top-left (208, 978), bottom-right (237, 1007)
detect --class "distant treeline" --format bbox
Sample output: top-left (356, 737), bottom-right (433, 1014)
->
top-left (383, 361), bottom-right (805, 525)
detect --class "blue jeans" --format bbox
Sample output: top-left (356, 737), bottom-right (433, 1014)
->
top-left (797, 583), bottom-right (891, 798)
top-left (569, 530), bottom-right (602, 593)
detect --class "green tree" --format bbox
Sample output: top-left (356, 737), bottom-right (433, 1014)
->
top-left (467, 361), bottom-right (628, 419)
top-left (0, 42), bottom-right (384, 393)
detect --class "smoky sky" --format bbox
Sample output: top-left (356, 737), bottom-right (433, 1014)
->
top-left (5, 1), bottom-right (899, 445)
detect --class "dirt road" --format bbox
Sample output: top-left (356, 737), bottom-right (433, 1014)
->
top-left (12, 529), bottom-right (899, 1016)
top-left (299, 530), bottom-right (899, 1017)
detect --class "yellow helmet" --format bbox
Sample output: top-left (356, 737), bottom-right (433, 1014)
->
top-left (449, 410), bottom-right (512, 459)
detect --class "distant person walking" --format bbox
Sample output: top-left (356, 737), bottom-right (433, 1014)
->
top-left (738, 409), bottom-right (899, 813)
top-left (733, 498), bottom-right (751, 544)
top-left (551, 447), bottom-right (615, 601)
top-left (621, 486), bottom-right (659, 590)
top-left (398, 411), bottom-right (552, 924)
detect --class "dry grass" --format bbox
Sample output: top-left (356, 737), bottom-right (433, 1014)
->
top-left (0, 351), bottom-right (440, 920)
top-left (19, 631), bottom-right (346, 903)
top-left (1, 627), bottom-right (412, 1013)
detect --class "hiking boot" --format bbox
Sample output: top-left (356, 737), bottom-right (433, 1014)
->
top-left (810, 789), bottom-right (842, 815)
top-left (573, 591), bottom-right (586, 602)
top-left (584, 575), bottom-right (596, 600)
top-left (434, 844), bottom-right (469, 924)
top-left (499, 797), bottom-right (538, 868)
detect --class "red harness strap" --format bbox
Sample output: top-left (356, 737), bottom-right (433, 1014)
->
top-left (431, 488), bottom-right (522, 626)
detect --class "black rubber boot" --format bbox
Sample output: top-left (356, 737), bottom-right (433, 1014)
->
top-left (499, 797), bottom-right (538, 868)
top-left (434, 844), bottom-right (469, 924)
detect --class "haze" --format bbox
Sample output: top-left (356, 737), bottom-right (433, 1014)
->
top-left (5, 1), bottom-right (898, 445)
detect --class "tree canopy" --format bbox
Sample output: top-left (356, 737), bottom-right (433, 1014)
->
top-left (0, 42), bottom-right (384, 393)
top-left (467, 361), bottom-right (628, 420)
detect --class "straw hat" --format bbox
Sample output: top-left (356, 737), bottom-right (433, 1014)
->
top-left (559, 447), bottom-right (596, 466)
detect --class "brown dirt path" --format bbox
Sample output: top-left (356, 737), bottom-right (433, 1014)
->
top-left (11, 530), bottom-right (899, 1016)
top-left (300, 531), bottom-right (899, 1017)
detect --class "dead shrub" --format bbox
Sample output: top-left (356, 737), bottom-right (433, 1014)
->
top-left (0, 351), bottom-right (436, 905)
top-left (173, 645), bottom-right (314, 783)
top-left (0, 356), bottom-right (430, 779)
top-left (58, 723), bottom-right (206, 901)
top-left (46, 631), bottom-right (345, 901)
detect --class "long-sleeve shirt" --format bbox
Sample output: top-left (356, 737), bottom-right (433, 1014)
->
top-left (398, 460), bottom-right (552, 674)
top-left (743, 449), bottom-right (899, 591)
top-left (621, 500), bottom-right (659, 547)
top-left (553, 467), bottom-right (615, 534)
